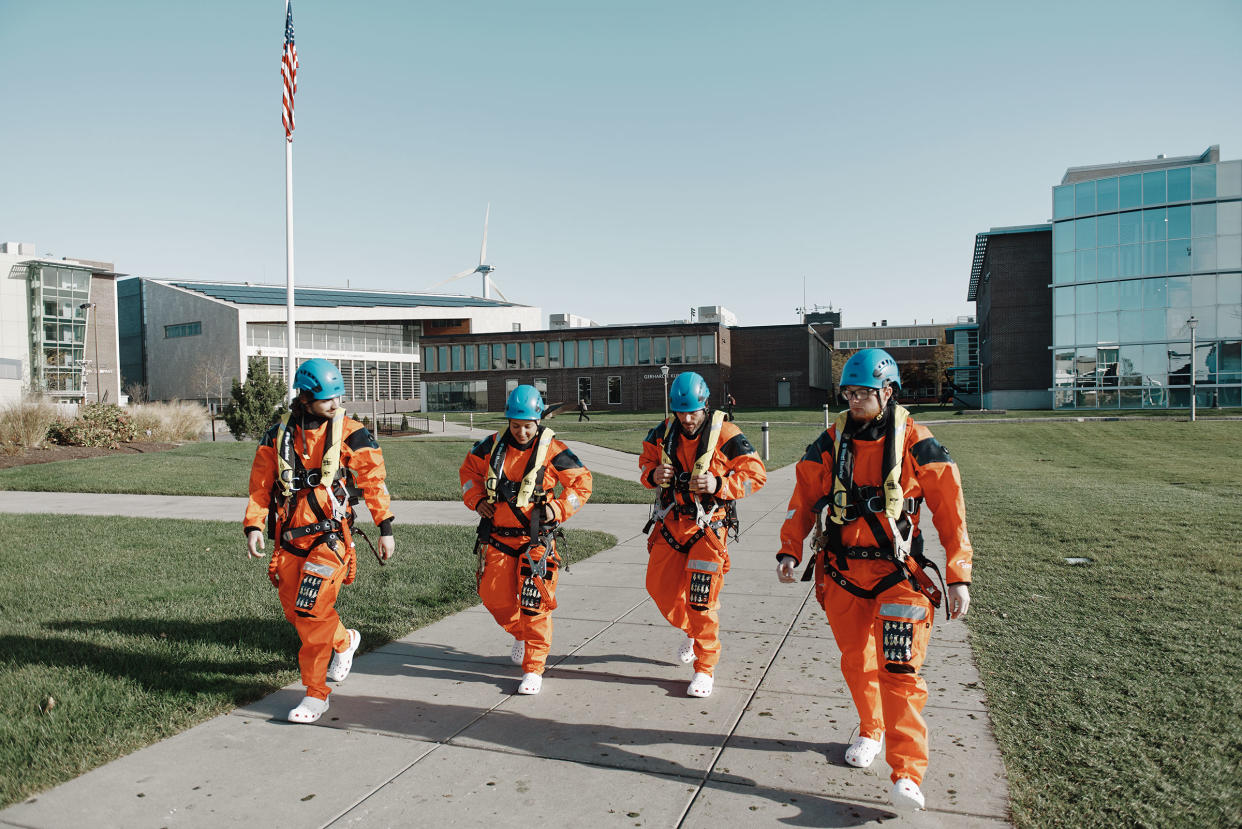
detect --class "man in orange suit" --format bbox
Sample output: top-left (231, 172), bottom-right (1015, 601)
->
top-left (640, 371), bottom-right (766, 698)
top-left (245, 358), bottom-right (395, 724)
top-left (459, 384), bottom-right (592, 695)
top-left (776, 349), bottom-right (973, 811)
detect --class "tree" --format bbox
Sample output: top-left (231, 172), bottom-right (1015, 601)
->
top-left (192, 354), bottom-right (235, 415)
top-left (222, 356), bottom-right (288, 441)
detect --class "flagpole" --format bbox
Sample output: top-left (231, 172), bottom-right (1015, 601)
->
top-left (281, 0), bottom-right (298, 397)
top-left (285, 138), bottom-right (295, 397)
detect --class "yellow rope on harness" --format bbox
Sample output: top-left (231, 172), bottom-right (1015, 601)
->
top-left (484, 427), bottom-right (556, 508)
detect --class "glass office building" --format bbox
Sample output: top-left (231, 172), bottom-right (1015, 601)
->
top-left (1051, 147), bottom-right (1242, 408)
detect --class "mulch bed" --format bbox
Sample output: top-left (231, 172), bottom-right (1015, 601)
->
top-left (0, 442), bottom-right (180, 469)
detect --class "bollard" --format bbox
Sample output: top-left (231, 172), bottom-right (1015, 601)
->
top-left (442, 413), bottom-right (447, 432)
top-left (469, 412), bottom-right (474, 432)
top-left (823, 403), bottom-right (830, 429)
top-left (761, 421), bottom-right (770, 462)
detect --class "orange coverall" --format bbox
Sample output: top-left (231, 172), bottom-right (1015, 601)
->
top-left (459, 430), bottom-right (592, 675)
top-left (778, 411), bottom-right (973, 785)
top-left (640, 417), bottom-right (766, 675)
top-left (244, 412), bottom-right (393, 701)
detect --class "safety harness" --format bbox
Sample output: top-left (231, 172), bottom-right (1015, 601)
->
top-left (474, 426), bottom-right (564, 611)
top-left (804, 402), bottom-right (945, 608)
top-left (268, 409), bottom-right (357, 557)
top-left (642, 410), bottom-right (738, 553)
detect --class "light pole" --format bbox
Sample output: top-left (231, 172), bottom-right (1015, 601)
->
top-left (1187, 315), bottom-right (1198, 422)
top-left (367, 365), bottom-right (378, 430)
top-left (660, 364), bottom-right (670, 420)
top-left (78, 302), bottom-right (100, 403)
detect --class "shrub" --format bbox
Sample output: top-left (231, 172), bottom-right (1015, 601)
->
top-left (49, 403), bottom-right (138, 449)
top-left (222, 357), bottom-right (288, 441)
top-left (127, 401), bottom-right (209, 442)
top-left (400, 414), bottom-right (409, 431)
top-left (0, 395), bottom-right (59, 453)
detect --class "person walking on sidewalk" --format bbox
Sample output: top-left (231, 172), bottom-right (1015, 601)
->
top-left (459, 385), bottom-right (593, 695)
top-left (640, 371), bottom-right (766, 698)
top-left (774, 348), bottom-right (973, 811)
top-left (577, 397), bottom-right (590, 421)
top-left (244, 358), bottom-right (395, 724)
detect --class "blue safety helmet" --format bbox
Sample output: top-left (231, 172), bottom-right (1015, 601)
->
top-left (669, 371), bottom-right (710, 413)
top-left (840, 348), bottom-right (901, 391)
top-left (504, 385), bottom-right (545, 420)
top-left (293, 358), bottom-right (346, 399)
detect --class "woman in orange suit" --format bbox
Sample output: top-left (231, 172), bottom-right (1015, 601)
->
top-left (459, 384), bottom-right (592, 696)
top-left (244, 358), bottom-right (395, 724)
top-left (776, 349), bottom-right (973, 811)
top-left (640, 371), bottom-right (766, 698)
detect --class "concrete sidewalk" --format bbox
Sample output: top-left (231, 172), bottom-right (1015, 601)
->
top-left (1, 450), bottom-right (1011, 828)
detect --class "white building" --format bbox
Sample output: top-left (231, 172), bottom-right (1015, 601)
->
top-left (123, 279), bottom-right (541, 408)
top-left (1, 242), bottom-right (123, 406)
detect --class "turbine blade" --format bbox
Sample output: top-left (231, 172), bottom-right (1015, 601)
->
top-left (479, 203), bottom-right (490, 266)
top-left (491, 279), bottom-right (509, 302)
top-left (427, 269), bottom-right (477, 290)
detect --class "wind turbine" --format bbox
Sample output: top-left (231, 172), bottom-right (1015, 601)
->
top-left (428, 204), bottom-right (507, 301)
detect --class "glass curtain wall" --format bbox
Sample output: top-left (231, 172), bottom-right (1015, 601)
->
top-left (28, 264), bottom-right (90, 397)
top-left (1051, 160), bottom-right (1242, 408)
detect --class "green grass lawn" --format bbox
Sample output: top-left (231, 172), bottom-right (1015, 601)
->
top-left (0, 514), bottom-right (615, 808)
top-left (0, 438), bottom-right (650, 503)
top-left (936, 420), bottom-right (1242, 828)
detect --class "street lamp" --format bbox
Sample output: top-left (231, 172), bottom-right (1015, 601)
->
top-left (367, 365), bottom-right (378, 430)
top-left (1187, 315), bottom-right (1198, 422)
top-left (78, 302), bottom-right (99, 404)
top-left (660, 364), bottom-right (670, 420)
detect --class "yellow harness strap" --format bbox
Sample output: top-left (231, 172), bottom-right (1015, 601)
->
top-left (275, 409), bottom-right (346, 498)
top-left (484, 427), bottom-right (556, 508)
top-left (827, 405), bottom-right (910, 525)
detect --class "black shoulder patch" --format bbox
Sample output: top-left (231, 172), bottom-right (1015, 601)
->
top-left (720, 433), bottom-right (756, 459)
top-left (551, 448), bottom-right (584, 471)
top-left (800, 431), bottom-right (834, 464)
top-left (470, 434), bottom-right (496, 458)
top-left (345, 428), bottom-right (379, 451)
top-left (644, 421), bottom-right (668, 445)
top-left (911, 436), bottom-right (953, 466)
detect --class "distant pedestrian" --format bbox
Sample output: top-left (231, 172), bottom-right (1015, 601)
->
top-left (244, 358), bottom-right (395, 724)
top-left (578, 398), bottom-right (590, 421)
top-left (776, 349), bottom-right (973, 812)
top-left (724, 393), bottom-right (737, 422)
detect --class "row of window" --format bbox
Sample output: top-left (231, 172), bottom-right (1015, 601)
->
top-left (165, 321), bottom-right (202, 339)
top-left (1054, 341), bottom-right (1242, 389)
top-left (1054, 234), bottom-right (1242, 284)
top-left (42, 322), bottom-right (85, 344)
top-left (834, 337), bottom-right (939, 349)
top-left (29, 266), bottom-right (90, 292)
top-left (423, 334), bottom-right (718, 374)
top-left (251, 355), bottom-right (420, 400)
top-left (41, 295), bottom-right (89, 321)
top-left (1053, 161), bottom-right (1242, 220)
top-left (1055, 202), bottom-right (1240, 253)
top-left (1054, 306), bottom-right (1241, 347)
top-left (1055, 274), bottom-right (1240, 315)
top-left (247, 322), bottom-right (419, 355)
top-left (1055, 387), bottom-right (1241, 409)
top-left (426, 376), bottom-right (629, 412)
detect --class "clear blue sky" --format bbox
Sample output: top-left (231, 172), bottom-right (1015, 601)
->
top-left (2, 0), bottom-right (1240, 329)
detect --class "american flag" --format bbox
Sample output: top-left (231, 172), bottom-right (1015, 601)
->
top-left (282, 0), bottom-right (298, 142)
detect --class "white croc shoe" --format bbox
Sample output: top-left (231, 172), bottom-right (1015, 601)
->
top-left (326, 629), bottom-right (361, 682)
top-left (676, 636), bottom-right (696, 665)
top-left (686, 672), bottom-right (713, 698)
top-left (890, 778), bottom-right (925, 811)
top-left (287, 695), bottom-right (329, 724)
top-left (844, 735), bottom-right (883, 768)
top-left (517, 672), bottom-right (543, 695)
top-left (510, 637), bottom-right (525, 665)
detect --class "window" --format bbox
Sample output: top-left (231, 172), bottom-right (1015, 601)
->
top-left (549, 341), bottom-right (562, 368)
top-left (563, 340), bottom-right (576, 368)
top-left (165, 321), bottom-right (202, 339)
top-left (506, 378), bottom-right (519, 396)
top-left (520, 342), bottom-right (532, 369)
top-left (684, 334), bottom-right (698, 363)
top-left (578, 340), bottom-right (591, 367)
top-left (608, 375), bottom-right (621, 405)
top-left (533, 377), bottom-right (548, 396)
top-left (513, 323), bottom-right (522, 332)
top-left (577, 376), bottom-right (591, 405)
top-left (622, 338), bottom-right (636, 365)
top-left (505, 343), bottom-right (517, 369)
top-left (492, 344), bottom-right (505, 370)
top-left (668, 336), bottom-right (683, 364)
top-left (592, 338), bottom-right (606, 367)
top-left (478, 344), bottom-right (490, 370)
top-left (465, 345), bottom-right (476, 371)
top-left (534, 341), bottom-right (547, 369)
top-left (607, 338), bottom-right (621, 366)
top-left (423, 346), bottom-right (436, 372)
top-left (638, 338), bottom-right (651, 365)
top-left (438, 346), bottom-right (449, 373)
top-left (701, 334), bottom-right (716, 363)
top-left (451, 345), bottom-right (463, 372)
top-left (653, 337), bottom-right (668, 365)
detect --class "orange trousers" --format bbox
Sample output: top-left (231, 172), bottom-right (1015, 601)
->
top-left (645, 530), bottom-right (729, 675)
top-left (274, 544), bottom-right (353, 701)
top-left (477, 544), bottom-right (560, 675)
top-left (821, 560), bottom-right (934, 785)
